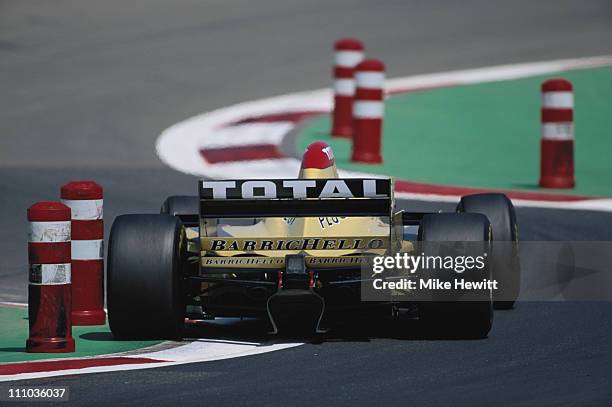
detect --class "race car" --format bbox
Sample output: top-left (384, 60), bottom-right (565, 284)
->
top-left (107, 141), bottom-right (520, 340)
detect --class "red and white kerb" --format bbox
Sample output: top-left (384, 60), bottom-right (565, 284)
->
top-left (539, 79), bottom-right (575, 188)
top-left (26, 201), bottom-right (75, 353)
top-left (61, 181), bottom-right (106, 325)
top-left (331, 38), bottom-right (364, 138)
top-left (351, 58), bottom-right (385, 164)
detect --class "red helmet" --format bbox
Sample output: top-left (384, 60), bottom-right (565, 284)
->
top-left (299, 141), bottom-right (338, 178)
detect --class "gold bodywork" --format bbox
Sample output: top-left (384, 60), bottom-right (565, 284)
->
top-left (197, 166), bottom-right (406, 268)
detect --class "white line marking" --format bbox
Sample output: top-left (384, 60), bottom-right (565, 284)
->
top-left (0, 303), bottom-right (304, 382)
top-left (157, 89), bottom-right (333, 177)
top-left (198, 158), bottom-right (301, 180)
top-left (385, 55), bottom-right (612, 90)
top-left (200, 122), bottom-right (293, 149)
top-left (0, 341), bottom-right (302, 382)
top-left (0, 302), bottom-right (27, 308)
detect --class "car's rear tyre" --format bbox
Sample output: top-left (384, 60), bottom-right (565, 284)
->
top-left (417, 213), bottom-right (493, 339)
top-left (457, 193), bottom-right (520, 309)
top-left (108, 214), bottom-right (186, 339)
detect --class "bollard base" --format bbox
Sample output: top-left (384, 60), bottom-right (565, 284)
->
top-left (72, 309), bottom-right (106, 326)
top-left (539, 176), bottom-right (575, 189)
top-left (331, 95), bottom-right (355, 139)
top-left (331, 126), bottom-right (353, 138)
top-left (540, 139), bottom-right (574, 189)
top-left (72, 261), bottom-right (106, 325)
top-left (351, 151), bottom-right (383, 164)
top-left (26, 336), bottom-right (75, 353)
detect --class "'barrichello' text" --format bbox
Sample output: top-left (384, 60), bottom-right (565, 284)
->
top-left (199, 179), bottom-right (390, 200)
top-left (202, 237), bottom-right (388, 251)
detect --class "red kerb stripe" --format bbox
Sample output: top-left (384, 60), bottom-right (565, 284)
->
top-left (228, 111), bottom-right (323, 126)
top-left (395, 180), bottom-right (593, 202)
top-left (0, 357), bottom-right (167, 375)
top-left (200, 144), bottom-right (284, 163)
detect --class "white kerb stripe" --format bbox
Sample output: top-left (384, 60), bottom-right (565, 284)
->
top-left (29, 264), bottom-right (71, 285)
top-left (72, 240), bottom-right (104, 260)
top-left (353, 101), bottom-right (384, 119)
top-left (355, 72), bottom-right (385, 89)
top-left (542, 123), bottom-right (574, 140)
top-left (28, 221), bottom-right (70, 243)
top-left (542, 91), bottom-right (573, 108)
top-left (335, 51), bottom-right (363, 67)
top-left (61, 199), bottom-right (103, 220)
top-left (334, 79), bottom-right (355, 96)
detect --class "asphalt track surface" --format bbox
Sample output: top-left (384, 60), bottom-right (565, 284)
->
top-left (2, 0), bottom-right (612, 405)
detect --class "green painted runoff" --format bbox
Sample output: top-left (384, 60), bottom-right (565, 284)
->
top-left (299, 67), bottom-right (612, 196)
top-left (0, 306), bottom-right (161, 363)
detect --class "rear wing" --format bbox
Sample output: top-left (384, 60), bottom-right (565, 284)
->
top-left (197, 178), bottom-right (399, 269)
top-left (198, 178), bottom-right (393, 218)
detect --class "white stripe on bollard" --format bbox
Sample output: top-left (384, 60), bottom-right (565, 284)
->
top-left (542, 123), bottom-right (574, 140)
top-left (335, 51), bottom-right (364, 67)
top-left (71, 240), bottom-right (104, 260)
top-left (354, 72), bottom-right (385, 88)
top-left (334, 79), bottom-right (356, 95)
top-left (353, 101), bottom-right (384, 119)
top-left (29, 263), bottom-right (72, 285)
top-left (60, 199), bottom-right (103, 220)
top-left (28, 221), bottom-right (71, 243)
top-left (542, 91), bottom-right (574, 108)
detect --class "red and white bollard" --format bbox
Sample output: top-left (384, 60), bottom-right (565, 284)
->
top-left (26, 202), bottom-right (75, 353)
top-left (331, 38), bottom-right (364, 138)
top-left (539, 78), bottom-right (575, 188)
top-left (61, 181), bottom-right (106, 325)
top-left (351, 59), bottom-right (385, 164)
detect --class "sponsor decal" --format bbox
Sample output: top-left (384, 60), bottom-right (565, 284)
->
top-left (201, 237), bottom-right (388, 252)
top-left (322, 145), bottom-right (334, 161)
top-left (199, 178), bottom-right (390, 200)
top-left (201, 257), bottom-right (286, 267)
top-left (306, 256), bottom-right (367, 266)
top-left (318, 216), bottom-right (346, 229)
top-left (200, 255), bottom-right (371, 268)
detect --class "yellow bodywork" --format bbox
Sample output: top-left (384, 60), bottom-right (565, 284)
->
top-left (209, 216), bottom-right (390, 257)
top-left (196, 165), bottom-right (407, 266)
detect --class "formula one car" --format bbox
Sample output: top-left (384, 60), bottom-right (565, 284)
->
top-left (107, 142), bottom-right (520, 340)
